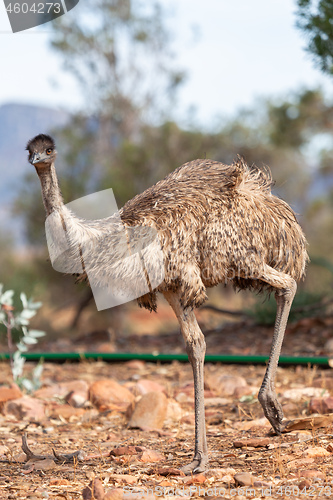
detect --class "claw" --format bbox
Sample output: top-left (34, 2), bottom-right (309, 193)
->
top-left (180, 453), bottom-right (208, 475)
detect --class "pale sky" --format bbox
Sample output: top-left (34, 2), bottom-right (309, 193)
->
top-left (0, 0), bottom-right (331, 126)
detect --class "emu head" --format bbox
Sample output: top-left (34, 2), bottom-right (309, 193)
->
top-left (26, 134), bottom-right (57, 168)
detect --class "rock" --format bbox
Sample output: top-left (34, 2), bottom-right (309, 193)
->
top-left (175, 392), bottom-right (191, 403)
top-left (234, 472), bottom-right (254, 486)
top-left (26, 458), bottom-right (55, 471)
top-left (233, 438), bottom-right (270, 448)
top-left (282, 414), bottom-right (333, 431)
top-left (95, 342), bottom-right (116, 353)
top-left (185, 474), bottom-right (207, 485)
top-left (49, 478), bottom-right (71, 486)
top-left (66, 392), bottom-right (87, 408)
top-left (128, 392), bottom-right (168, 429)
top-left (282, 387), bottom-right (329, 402)
top-left (104, 489), bottom-right (123, 500)
top-left (4, 396), bottom-right (44, 421)
top-left (138, 449), bottom-right (164, 463)
top-left (324, 338), bottom-right (333, 352)
top-left (180, 414), bottom-right (195, 425)
top-left (302, 446), bottom-right (330, 458)
top-left (220, 474), bottom-right (235, 485)
top-left (111, 446), bottom-right (143, 456)
top-left (152, 467), bottom-right (184, 476)
top-left (82, 478), bottom-right (105, 500)
top-left (287, 458), bottom-right (314, 468)
top-left (166, 399), bottom-right (183, 421)
top-left (49, 404), bottom-right (85, 420)
top-left (34, 380), bottom-right (88, 400)
top-left (299, 479), bottom-right (311, 489)
top-left (313, 375), bottom-right (333, 390)
top-left (206, 468), bottom-right (236, 479)
top-left (135, 380), bottom-right (165, 395)
top-left (109, 474), bottom-right (137, 484)
top-left (204, 397), bottom-right (231, 407)
top-left (234, 418), bottom-right (270, 430)
top-left (282, 402), bottom-right (300, 416)
top-left (299, 469), bottom-right (325, 480)
top-left (0, 384), bottom-right (23, 405)
top-left (125, 360), bottom-right (146, 370)
top-left (214, 375), bottom-right (248, 397)
top-left (309, 396), bottom-right (333, 414)
top-left (89, 379), bottom-right (135, 410)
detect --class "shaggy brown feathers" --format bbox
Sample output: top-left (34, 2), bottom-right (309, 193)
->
top-left (119, 157), bottom-right (308, 310)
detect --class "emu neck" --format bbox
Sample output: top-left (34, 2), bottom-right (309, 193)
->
top-left (36, 162), bottom-right (64, 216)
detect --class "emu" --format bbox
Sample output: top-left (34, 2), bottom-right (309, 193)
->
top-left (27, 133), bottom-right (308, 474)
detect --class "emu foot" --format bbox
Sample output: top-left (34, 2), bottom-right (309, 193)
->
top-left (181, 454), bottom-right (208, 475)
top-left (258, 390), bottom-right (284, 434)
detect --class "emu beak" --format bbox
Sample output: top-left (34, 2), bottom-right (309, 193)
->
top-left (30, 152), bottom-right (41, 165)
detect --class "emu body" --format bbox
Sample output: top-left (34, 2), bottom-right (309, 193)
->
top-left (27, 134), bottom-right (308, 474)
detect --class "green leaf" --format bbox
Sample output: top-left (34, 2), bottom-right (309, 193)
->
top-left (33, 361), bottom-right (44, 386)
top-left (20, 309), bottom-right (37, 320)
top-left (21, 378), bottom-right (34, 392)
top-left (20, 293), bottom-right (28, 309)
top-left (0, 290), bottom-right (14, 306)
top-left (16, 342), bottom-right (28, 352)
top-left (28, 329), bottom-right (46, 338)
top-left (16, 317), bottom-right (29, 326)
top-left (27, 300), bottom-right (42, 310)
top-left (22, 336), bottom-right (38, 345)
top-left (12, 352), bottom-right (25, 379)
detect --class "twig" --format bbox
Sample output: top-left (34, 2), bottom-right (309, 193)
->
top-left (52, 448), bottom-right (86, 463)
top-left (201, 304), bottom-right (248, 317)
top-left (22, 434), bottom-right (86, 463)
top-left (2, 305), bottom-right (15, 373)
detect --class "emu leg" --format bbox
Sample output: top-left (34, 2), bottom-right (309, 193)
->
top-left (259, 266), bottom-right (297, 433)
top-left (164, 291), bottom-right (208, 474)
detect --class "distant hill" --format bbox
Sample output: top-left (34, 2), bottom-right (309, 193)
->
top-left (0, 102), bottom-right (70, 246)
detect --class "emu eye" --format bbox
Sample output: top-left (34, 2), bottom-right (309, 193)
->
top-left (46, 148), bottom-right (53, 155)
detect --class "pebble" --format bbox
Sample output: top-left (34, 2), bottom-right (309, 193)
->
top-left (233, 438), bottom-right (270, 448)
top-left (234, 472), bottom-right (254, 486)
top-left (138, 449), bottom-right (164, 463)
top-left (104, 489), bottom-right (123, 500)
top-left (129, 392), bottom-right (168, 429)
top-left (166, 399), bottom-right (183, 421)
top-left (34, 380), bottom-right (89, 400)
top-left (282, 387), bottom-right (329, 401)
top-left (82, 478), bottom-right (105, 500)
top-left (299, 469), bottom-right (326, 480)
top-left (302, 446), bottom-right (330, 458)
top-left (185, 474), bottom-right (207, 485)
top-left (309, 396), bottom-right (333, 414)
top-left (135, 379), bottom-right (165, 395)
top-left (0, 384), bottom-right (22, 403)
top-left (4, 396), bottom-right (45, 421)
top-left (214, 374), bottom-right (249, 397)
top-left (89, 379), bottom-right (135, 409)
top-left (109, 474), bottom-right (137, 484)
top-left (50, 404), bottom-right (85, 419)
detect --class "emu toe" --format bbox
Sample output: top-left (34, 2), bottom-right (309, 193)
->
top-left (258, 389), bottom-right (284, 434)
top-left (181, 453), bottom-right (209, 475)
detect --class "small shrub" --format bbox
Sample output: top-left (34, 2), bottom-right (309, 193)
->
top-left (0, 284), bottom-right (45, 392)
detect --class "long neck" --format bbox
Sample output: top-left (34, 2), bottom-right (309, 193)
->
top-left (37, 162), bottom-right (64, 217)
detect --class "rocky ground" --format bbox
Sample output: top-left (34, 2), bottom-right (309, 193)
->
top-left (1, 302), bottom-right (333, 499)
top-left (1, 356), bottom-right (333, 500)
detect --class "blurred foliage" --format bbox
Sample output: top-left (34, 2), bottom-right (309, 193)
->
top-left (49, 0), bottom-right (185, 124)
top-left (296, 0), bottom-right (333, 76)
top-left (7, 0), bottom-right (333, 334)
top-left (249, 258), bottom-right (333, 325)
top-left (247, 290), bottom-right (326, 326)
